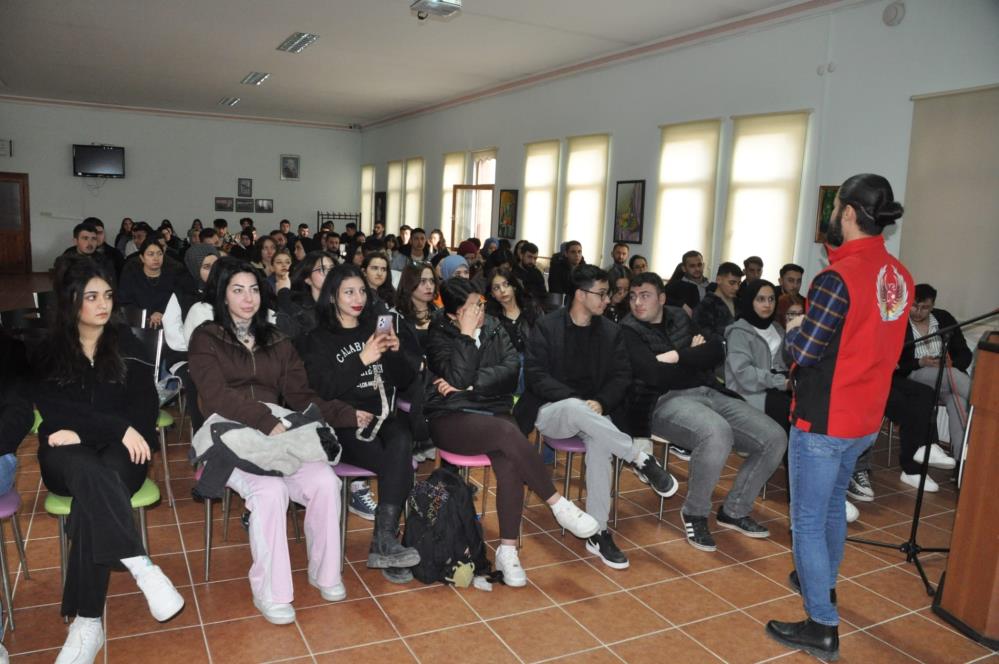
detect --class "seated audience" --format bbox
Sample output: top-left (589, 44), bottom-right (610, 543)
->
top-left (252, 236), bottom-right (278, 276)
top-left (199, 227), bottom-right (222, 249)
top-left (91, 217), bottom-right (125, 276)
top-left (275, 251), bottom-right (336, 339)
top-left (33, 257), bottom-right (184, 663)
top-left (278, 219), bottom-right (294, 247)
top-left (777, 292), bottom-right (805, 330)
top-left (297, 265), bottom-right (421, 583)
top-left (124, 221), bottom-right (152, 257)
top-left (339, 221), bottom-right (358, 246)
top-left (348, 242), bottom-right (365, 266)
top-left (628, 254), bottom-right (648, 275)
top-left (59, 220), bottom-right (117, 278)
top-left (322, 231), bottom-right (342, 258)
top-left (439, 255), bottom-right (470, 281)
top-left (778, 263), bottom-right (805, 298)
top-left (267, 248), bottom-right (293, 293)
top-left (269, 229), bottom-right (288, 251)
top-left (391, 227), bottom-right (430, 270)
top-left (427, 229), bottom-right (449, 262)
top-left (229, 229), bottom-right (254, 260)
top-left (621, 272), bottom-right (786, 552)
top-left (188, 258), bottom-right (352, 624)
top-left (547, 240), bottom-right (584, 295)
top-left (680, 250), bottom-right (710, 300)
top-left (371, 221), bottom-right (386, 241)
top-left (665, 262), bottom-right (700, 311)
top-left (291, 236), bottom-right (308, 263)
top-left (425, 277), bottom-right (600, 584)
top-left (604, 272), bottom-right (631, 323)
top-left (485, 266), bottom-right (540, 368)
top-left (159, 224), bottom-right (184, 259)
top-left (693, 261), bottom-right (743, 343)
top-left (605, 242), bottom-right (630, 276)
top-left (743, 256), bottom-right (764, 282)
top-left (395, 263), bottom-right (439, 351)
top-left (515, 265), bottom-right (677, 569)
top-left (361, 251), bottom-right (396, 306)
top-left (114, 217), bottom-right (134, 255)
top-left (383, 234), bottom-right (398, 260)
top-left (513, 241), bottom-right (548, 303)
top-left (0, 330), bottom-right (31, 495)
top-left (117, 238), bottom-right (177, 328)
top-left (162, 244), bottom-right (220, 353)
top-left (398, 225), bottom-right (412, 247)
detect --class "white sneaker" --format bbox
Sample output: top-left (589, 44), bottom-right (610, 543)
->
top-left (900, 471), bottom-right (939, 492)
top-left (495, 544), bottom-right (527, 587)
top-left (252, 596), bottom-right (296, 625)
top-left (551, 497), bottom-right (600, 539)
top-left (55, 617), bottom-right (104, 664)
top-left (309, 574), bottom-right (347, 602)
top-left (0, 643), bottom-right (8, 664)
top-left (913, 444), bottom-right (956, 470)
top-left (134, 564), bottom-right (185, 622)
top-left (845, 500), bottom-right (859, 523)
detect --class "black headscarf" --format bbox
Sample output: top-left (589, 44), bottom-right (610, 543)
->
top-left (736, 279), bottom-right (778, 330)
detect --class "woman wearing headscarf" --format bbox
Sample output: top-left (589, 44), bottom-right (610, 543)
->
top-left (438, 255), bottom-right (469, 281)
top-left (162, 244), bottom-right (220, 353)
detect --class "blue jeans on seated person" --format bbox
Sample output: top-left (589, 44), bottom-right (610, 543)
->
top-left (789, 426), bottom-right (876, 626)
top-left (0, 453), bottom-right (17, 495)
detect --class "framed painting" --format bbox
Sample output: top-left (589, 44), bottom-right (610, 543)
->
top-left (613, 180), bottom-right (645, 244)
top-left (374, 191), bottom-right (386, 226)
top-left (815, 185), bottom-right (838, 243)
top-left (255, 198), bottom-right (274, 213)
top-left (497, 189), bottom-right (518, 240)
top-left (237, 178), bottom-right (252, 197)
top-left (280, 154), bottom-right (300, 181)
top-left (235, 198), bottom-right (255, 213)
top-left (214, 197), bottom-right (234, 212)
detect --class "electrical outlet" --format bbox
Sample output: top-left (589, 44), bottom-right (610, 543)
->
top-left (0, 139), bottom-right (11, 157)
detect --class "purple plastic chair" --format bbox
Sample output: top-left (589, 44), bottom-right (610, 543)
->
top-left (332, 462), bottom-right (377, 570)
top-left (0, 489), bottom-right (29, 632)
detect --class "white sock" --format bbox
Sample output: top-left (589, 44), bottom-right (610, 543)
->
top-left (120, 555), bottom-right (154, 580)
top-left (350, 480), bottom-right (368, 492)
top-left (635, 451), bottom-right (651, 466)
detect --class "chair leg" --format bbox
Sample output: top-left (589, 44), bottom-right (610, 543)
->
top-left (480, 466), bottom-right (490, 518)
top-left (561, 452), bottom-right (574, 537)
top-left (887, 421), bottom-right (895, 465)
top-left (0, 519), bottom-right (13, 633)
top-left (138, 507), bottom-right (149, 552)
top-left (339, 481), bottom-right (350, 572)
top-left (658, 446), bottom-right (670, 522)
top-left (160, 427), bottom-right (174, 507)
top-left (612, 458), bottom-right (623, 528)
top-left (58, 515), bottom-right (68, 589)
top-left (11, 513), bottom-right (28, 580)
top-left (177, 392), bottom-right (188, 445)
top-left (290, 503), bottom-right (302, 543)
top-left (204, 498), bottom-right (213, 582)
top-left (222, 487), bottom-right (232, 542)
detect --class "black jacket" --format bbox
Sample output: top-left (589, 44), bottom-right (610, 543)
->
top-left (0, 333), bottom-right (32, 457)
top-left (275, 289), bottom-right (319, 341)
top-left (547, 254), bottom-right (573, 294)
top-left (897, 307), bottom-right (973, 375)
top-left (692, 292), bottom-right (734, 343)
top-left (423, 313), bottom-right (519, 417)
top-left (513, 308), bottom-right (631, 434)
top-left (514, 264), bottom-right (548, 303)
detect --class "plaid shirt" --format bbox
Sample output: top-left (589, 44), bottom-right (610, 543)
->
top-left (786, 271), bottom-right (849, 367)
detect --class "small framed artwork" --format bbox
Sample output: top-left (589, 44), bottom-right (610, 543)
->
top-left (280, 154), bottom-right (301, 181)
top-left (235, 198), bottom-right (255, 213)
top-left (214, 197), bottom-right (234, 212)
top-left (374, 191), bottom-right (386, 226)
top-left (613, 180), bottom-right (645, 244)
top-left (815, 185), bottom-right (839, 243)
top-left (237, 178), bottom-right (252, 197)
top-left (497, 189), bottom-right (518, 240)
top-left (255, 198), bottom-right (274, 213)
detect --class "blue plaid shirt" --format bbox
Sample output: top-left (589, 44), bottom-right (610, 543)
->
top-left (786, 271), bottom-right (849, 367)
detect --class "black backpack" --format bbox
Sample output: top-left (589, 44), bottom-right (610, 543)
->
top-left (402, 467), bottom-right (499, 585)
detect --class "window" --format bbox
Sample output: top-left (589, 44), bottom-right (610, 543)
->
top-left (386, 160), bottom-right (403, 234)
top-left (522, 140), bottom-right (560, 257)
top-left (561, 134), bottom-right (609, 264)
top-left (440, 152), bottom-right (466, 245)
top-left (468, 148), bottom-right (496, 239)
top-left (653, 120), bottom-right (721, 274)
top-left (360, 164), bottom-right (375, 231)
top-left (404, 157), bottom-right (424, 228)
top-left (722, 112), bottom-right (809, 281)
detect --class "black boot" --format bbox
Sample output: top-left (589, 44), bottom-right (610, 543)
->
top-left (788, 569), bottom-right (837, 604)
top-left (382, 567), bottom-right (415, 584)
top-left (367, 504), bottom-right (421, 569)
top-left (765, 618), bottom-right (839, 661)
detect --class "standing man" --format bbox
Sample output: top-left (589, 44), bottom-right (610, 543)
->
top-left (765, 174), bottom-right (911, 661)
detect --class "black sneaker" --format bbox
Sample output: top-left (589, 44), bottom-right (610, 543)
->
top-left (585, 530), bottom-right (630, 570)
top-left (846, 470), bottom-right (875, 502)
top-left (788, 570), bottom-right (837, 605)
top-left (639, 455), bottom-right (679, 499)
top-left (668, 445), bottom-right (692, 462)
top-left (716, 507), bottom-right (770, 538)
top-left (680, 512), bottom-right (716, 552)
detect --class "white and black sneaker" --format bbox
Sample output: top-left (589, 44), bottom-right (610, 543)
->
top-left (681, 511), bottom-right (717, 552)
top-left (668, 446), bottom-right (692, 462)
top-left (846, 470), bottom-right (874, 502)
top-left (586, 530), bottom-right (629, 569)
top-left (716, 507), bottom-right (770, 538)
top-left (638, 455), bottom-right (679, 499)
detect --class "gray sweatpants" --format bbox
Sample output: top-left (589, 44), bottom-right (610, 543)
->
top-left (650, 387), bottom-right (787, 519)
top-left (535, 398), bottom-right (639, 529)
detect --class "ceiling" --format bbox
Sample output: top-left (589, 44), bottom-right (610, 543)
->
top-left (0, 0), bottom-right (821, 128)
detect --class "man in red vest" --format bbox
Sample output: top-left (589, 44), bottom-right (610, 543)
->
top-left (766, 174), bottom-right (913, 661)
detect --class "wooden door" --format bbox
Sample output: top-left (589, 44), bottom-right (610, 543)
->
top-left (0, 173), bottom-right (31, 274)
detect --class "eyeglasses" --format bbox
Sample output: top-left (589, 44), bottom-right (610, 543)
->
top-left (580, 288), bottom-right (610, 301)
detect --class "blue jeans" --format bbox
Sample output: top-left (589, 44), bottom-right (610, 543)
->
top-left (789, 427), bottom-right (875, 626)
top-left (0, 453), bottom-right (16, 496)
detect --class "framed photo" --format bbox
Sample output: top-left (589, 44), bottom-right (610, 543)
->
top-left (237, 178), bottom-right (252, 197)
top-left (374, 191), bottom-right (386, 226)
top-left (214, 197), bottom-right (234, 212)
top-left (815, 185), bottom-right (839, 243)
top-left (613, 180), bottom-right (645, 244)
top-left (255, 198), bottom-right (274, 214)
top-left (280, 154), bottom-right (300, 181)
top-left (235, 198), bottom-right (255, 213)
top-left (497, 189), bottom-right (518, 240)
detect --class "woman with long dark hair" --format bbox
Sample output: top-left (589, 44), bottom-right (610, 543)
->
top-left (117, 237), bottom-right (177, 328)
top-left (114, 217), bottom-right (133, 255)
top-left (275, 251), bottom-right (336, 339)
top-left (424, 278), bottom-right (599, 586)
top-left (188, 257), bottom-right (353, 624)
top-left (361, 251), bottom-right (396, 306)
top-left (395, 263), bottom-right (438, 351)
top-left (34, 256), bottom-right (184, 664)
top-left (484, 266), bottom-right (538, 355)
top-left (251, 236), bottom-right (278, 276)
top-left (427, 229), bottom-right (449, 261)
top-left (297, 264), bottom-right (421, 583)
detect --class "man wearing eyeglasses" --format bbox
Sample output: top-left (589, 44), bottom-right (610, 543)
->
top-left (515, 265), bottom-right (678, 571)
top-left (619, 272), bottom-right (786, 555)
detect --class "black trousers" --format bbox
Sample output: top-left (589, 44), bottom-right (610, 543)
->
top-left (39, 443), bottom-right (147, 618)
top-left (764, 389), bottom-right (792, 435)
top-left (335, 415), bottom-right (414, 508)
top-left (885, 376), bottom-right (937, 475)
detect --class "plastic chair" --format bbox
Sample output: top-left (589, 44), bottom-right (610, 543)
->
top-left (541, 437), bottom-right (587, 535)
top-left (0, 489), bottom-right (29, 633)
top-left (0, 307), bottom-right (46, 330)
top-left (119, 305), bottom-right (148, 328)
top-left (131, 326), bottom-right (175, 506)
top-left (332, 462), bottom-right (377, 571)
top-left (437, 450), bottom-right (523, 546)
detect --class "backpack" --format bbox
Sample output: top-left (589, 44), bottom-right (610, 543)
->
top-left (402, 467), bottom-right (499, 586)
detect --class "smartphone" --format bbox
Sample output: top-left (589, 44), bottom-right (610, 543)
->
top-left (375, 314), bottom-right (394, 337)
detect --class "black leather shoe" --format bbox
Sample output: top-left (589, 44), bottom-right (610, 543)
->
top-left (788, 569), bottom-right (837, 604)
top-left (765, 618), bottom-right (839, 661)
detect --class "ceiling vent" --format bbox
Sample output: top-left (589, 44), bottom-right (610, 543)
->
top-left (410, 0), bottom-right (461, 19)
top-left (240, 71), bottom-right (271, 86)
top-left (218, 96), bottom-right (241, 107)
top-left (277, 32), bottom-right (320, 53)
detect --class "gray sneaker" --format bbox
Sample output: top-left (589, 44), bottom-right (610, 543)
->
top-left (847, 470), bottom-right (874, 502)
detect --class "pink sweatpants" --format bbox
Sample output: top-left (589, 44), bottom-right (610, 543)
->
top-left (226, 461), bottom-right (342, 603)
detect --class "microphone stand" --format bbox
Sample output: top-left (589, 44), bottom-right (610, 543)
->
top-left (846, 308), bottom-right (999, 596)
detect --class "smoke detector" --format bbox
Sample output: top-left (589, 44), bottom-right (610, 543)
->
top-left (410, 0), bottom-right (461, 20)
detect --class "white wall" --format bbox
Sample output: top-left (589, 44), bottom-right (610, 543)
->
top-left (0, 101), bottom-right (361, 269)
top-left (360, 0), bottom-right (999, 283)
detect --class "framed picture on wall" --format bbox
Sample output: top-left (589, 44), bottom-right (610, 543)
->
top-left (815, 185), bottom-right (838, 243)
top-left (235, 198), bottom-right (254, 213)
top-left (255, 198), bottom-right (274, 213)
top-left (237, 178), bottom-right (252, 197)
top-left (613, 180), bottom-right (645, 244)
top-left (214, 197), bottom-right (234, 212)
top-left (280, 155), bottom-right (300, 181)
top-left (497, 189), bottom-right (518, 240)
top-left (374, 191), bottom-right (386, 227)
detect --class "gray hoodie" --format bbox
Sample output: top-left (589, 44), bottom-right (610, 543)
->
top-left (724, 318), bottom-right (789, 412)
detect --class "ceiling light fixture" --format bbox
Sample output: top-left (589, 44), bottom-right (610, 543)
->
top-left (277, 32), bottom-right (320, 53)
top-left (240, 71), bottom-right (271, 86)
top-left (218, 96), bottom-right (241, 107)
top-left (410, 0), bottom-right (461, 19)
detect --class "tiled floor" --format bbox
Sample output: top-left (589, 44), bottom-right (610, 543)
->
top-left (6, 416), bottom-right (997, 663)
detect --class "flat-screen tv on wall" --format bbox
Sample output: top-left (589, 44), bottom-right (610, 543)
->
top-left (73, 144), bottom-right (125, 178)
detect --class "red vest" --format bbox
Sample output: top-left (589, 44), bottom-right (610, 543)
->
top-left (793, 236), bottom-right (913, 437)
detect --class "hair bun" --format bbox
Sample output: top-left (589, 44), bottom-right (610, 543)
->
top-left (875, 200), bottom-right (904, 226)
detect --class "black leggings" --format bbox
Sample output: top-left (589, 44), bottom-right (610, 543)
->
top-left (39, 443), bottom-right (147, 618)
top-left (764, 389), bottom-right (792, 435)
top-left (335, 415), bottom-right (414, 508)
top-left (885, 376), bottom-right (937, 475)
top-left (429, 412), bottom-right (556, 540)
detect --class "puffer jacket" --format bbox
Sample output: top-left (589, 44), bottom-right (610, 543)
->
top-left (423, 312), bottom-right (519, 416)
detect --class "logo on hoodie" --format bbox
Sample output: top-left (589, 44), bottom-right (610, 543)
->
top-left (875, 264), bottom-right (908, 322)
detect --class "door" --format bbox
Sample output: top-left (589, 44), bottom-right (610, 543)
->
top-left (0, 173), bottom-right (31, 274)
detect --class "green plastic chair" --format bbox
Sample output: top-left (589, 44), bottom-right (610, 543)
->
top-left (45, 477), bottom-right (161, 589)
top-left (30, 409), bottom-right (42, 436)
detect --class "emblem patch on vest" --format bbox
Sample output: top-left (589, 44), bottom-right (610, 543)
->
top-left (876, 264), bottom-right (908, 321)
